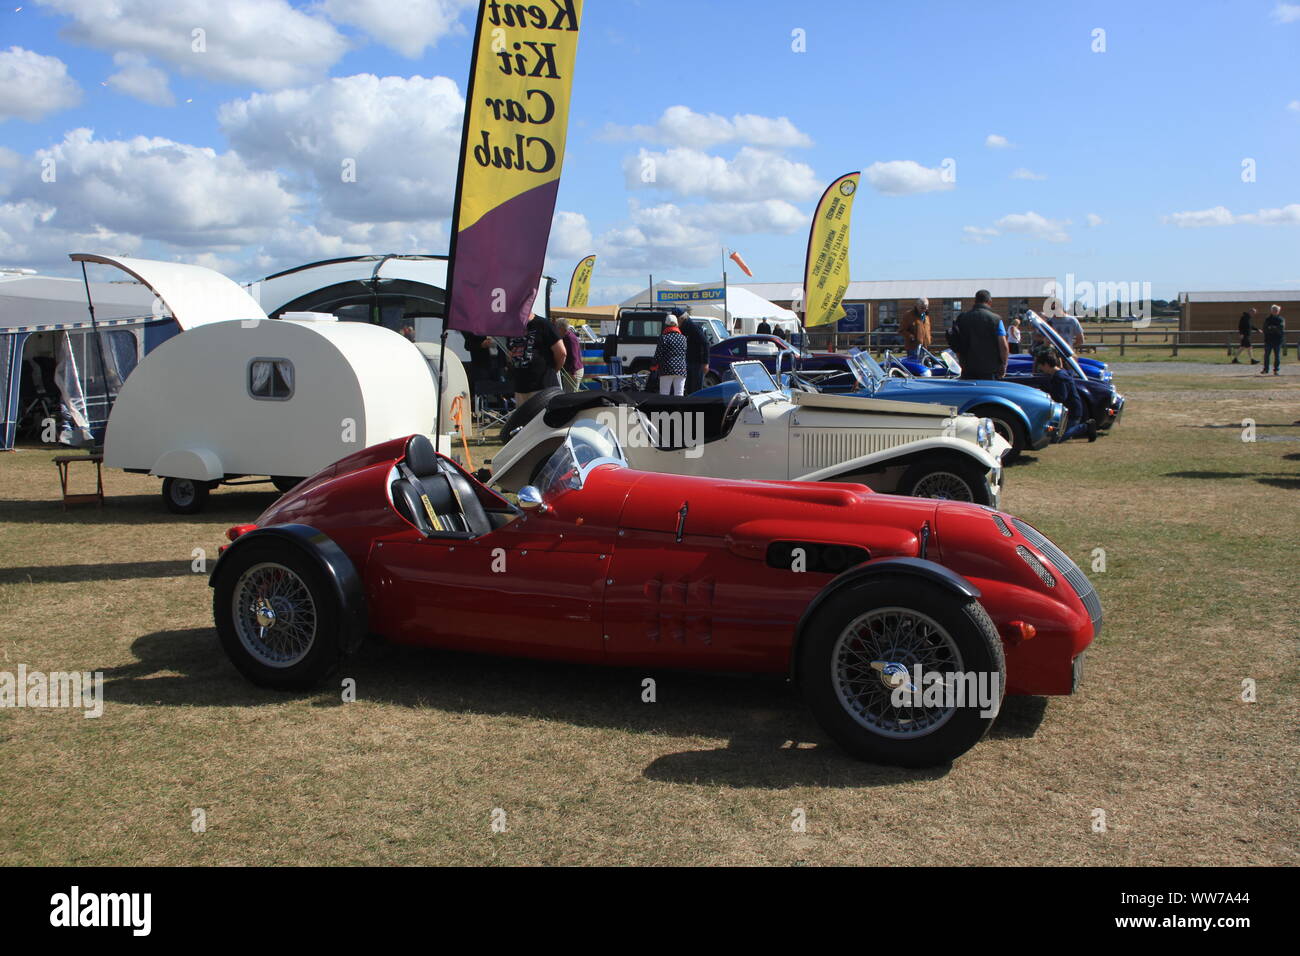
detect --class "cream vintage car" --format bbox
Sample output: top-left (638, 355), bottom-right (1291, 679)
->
top-left (490, 361), bottom-right (1010, 505)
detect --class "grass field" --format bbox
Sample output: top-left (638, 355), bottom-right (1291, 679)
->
top-left (1, 366), bottom-right (1297, 865)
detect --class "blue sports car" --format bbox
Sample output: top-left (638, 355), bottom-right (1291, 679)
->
top-left (698, 349), bottom-right (1065, 460)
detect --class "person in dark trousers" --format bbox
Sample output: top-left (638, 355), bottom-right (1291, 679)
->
top-left (948, 290), bottom-right (1009, 380)
top-left (508, 313), bottom-right (566, 405)
top-left (679, 310), bottom-right (710, 394)
top-left (1262, 304), bottom-right (1285, 376)
top-left (1035, 351), bottom-right (1097, 442)
top-left (1234, 308), bottom-right (1260, 364)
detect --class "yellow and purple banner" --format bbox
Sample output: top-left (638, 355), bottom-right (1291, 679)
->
top-left (445, 0), bottom-right (584, 335)
top-left (566, 254), bottom-right (595, 308)
top-left (802, 171), bottom-right (859, 327)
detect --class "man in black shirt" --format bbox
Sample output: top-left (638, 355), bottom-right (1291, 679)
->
top-left (756, 319), bottom-right (771, 335)
top-left (1234, 308), bottom-right (1260, 364)
top-left (679, 310), bottom-right (711, 394)
top-left (508, 314), bottom-right (566, 405)
top-left (948, 290), bottom-right (1009, 380)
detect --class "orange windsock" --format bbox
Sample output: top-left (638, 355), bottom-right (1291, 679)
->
top-left (728, 250), bottom-right (753, 277)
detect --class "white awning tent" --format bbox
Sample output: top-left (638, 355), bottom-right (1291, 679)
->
top-left (71, 254), bottom-right (267, 329)
top-left (0, 268), bottom-right (175, 450)
top-left (619, 280), bottom-right (799, 333)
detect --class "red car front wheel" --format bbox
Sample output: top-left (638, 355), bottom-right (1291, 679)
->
top-left (799, 576), bottom-right (1006, 767)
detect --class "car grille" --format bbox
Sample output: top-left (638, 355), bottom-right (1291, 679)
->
top-left (797, 429), bottom-right (930, 472)
top-left (1011, 516), bottom-right (1104, 637)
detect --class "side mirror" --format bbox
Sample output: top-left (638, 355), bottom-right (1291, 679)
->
top-left (518, 485), bottom-right (548, 512)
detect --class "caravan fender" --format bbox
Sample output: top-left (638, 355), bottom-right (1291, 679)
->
top-left (152, 448), bottom-right (224, 481)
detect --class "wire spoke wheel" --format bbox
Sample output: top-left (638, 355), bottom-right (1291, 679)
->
top-left (232, 562), bottom-right (318, 668)
top-left (831, 607), bottom-right (963, 739)
top-left (909, 470), bottom-right (974, 501)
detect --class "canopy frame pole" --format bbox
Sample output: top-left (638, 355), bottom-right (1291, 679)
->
top-left (79, 261), bottom-right (114, 447)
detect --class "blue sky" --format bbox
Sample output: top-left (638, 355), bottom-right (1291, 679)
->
top-left (1, 0), bottom-right (1296, 301)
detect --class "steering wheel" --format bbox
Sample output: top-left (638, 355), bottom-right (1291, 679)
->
top-left (720, 390), bottom-right (751, 434)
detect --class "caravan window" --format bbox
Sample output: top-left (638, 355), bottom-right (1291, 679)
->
top-left (248, 358), bottom-right (295, 401)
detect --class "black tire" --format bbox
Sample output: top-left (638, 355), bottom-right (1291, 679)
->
top-left (212, 540), bottom-right (344, 690)
top-left (969, 405), bottom-right (1026, 462)
top-left (897, 455), bottom-right (993, 505)
top-left (798, 576), bottom-right (1005, 767)
top-left (500, 386), bottom-right (562, 441)
top-left (703, 370), bottom-right (721, 388)
top-left (271, 476), bottom-right (303, 494)
top-left (161, 476), bottom-right (210, 514)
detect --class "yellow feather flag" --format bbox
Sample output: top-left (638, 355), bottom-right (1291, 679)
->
top-left (802, 171), bottom-right (859, 327)
top-left (567, 254), bottom-right (596, 308)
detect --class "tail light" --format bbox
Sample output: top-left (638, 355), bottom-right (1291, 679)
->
top-left (226, 524), bottom-right (258, 542)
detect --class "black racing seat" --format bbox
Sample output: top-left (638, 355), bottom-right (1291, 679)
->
top-left (393, 435), bottom-right (494, 537)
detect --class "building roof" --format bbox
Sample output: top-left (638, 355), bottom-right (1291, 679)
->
top-left (738, 278), bottom-right (1057, 302)
top-left (1180, 290), bottom-right (1300, 303)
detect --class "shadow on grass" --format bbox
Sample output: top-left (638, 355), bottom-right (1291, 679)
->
top-left (100, 627), bottom-right (1054, 788)
top-left (0, 491), bottom-right (280, 525)
top-left (1164, 470), bottom-right (1300, 488)
top-left (1004, 454), bottom-right (1040, 469)
top-left (0, 560), bottom-right (194, 585)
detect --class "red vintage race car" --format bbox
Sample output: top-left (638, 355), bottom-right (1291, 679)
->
top-left (210, 421), bottom-right (1100, 767)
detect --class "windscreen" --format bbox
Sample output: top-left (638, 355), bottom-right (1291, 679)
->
top-left (731, 361), bottom-right (780, 395)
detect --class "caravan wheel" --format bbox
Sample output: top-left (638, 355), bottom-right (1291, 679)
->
top-left (162, 476), bottom-right (210, 515)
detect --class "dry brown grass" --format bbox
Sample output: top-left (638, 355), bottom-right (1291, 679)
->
top-left (1, 370), bottom-right (1298, 866)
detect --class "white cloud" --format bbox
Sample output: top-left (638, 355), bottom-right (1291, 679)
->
top-left (219, 74), bottom-right (465, 223)
top-left (1010, 167), bottom-right (1047, 181)
top-left (35, 0), bottom-right (348, 88)
top-left (547, 210), bottom-right (593, 261)
top-left (320, 0), bottom-right (475, 58)
top-left (604, 105), bottom-right (813, 149)
top-left (1288, 100), bottom-right (1300, 111)
top-left (0, 47), bottom-right (81, 121)
top-left (1164, 204), bottom-right (1300, 227)
top-left (1273, 3), bottom-right (1300, 23)
top-left (994, 211), bottom-right (1071, 242)
top-left (962, 225), bottom-right (999, 244)
top-left (1086, 213), bottom-right (1104, 227)
top-left (106, 52), bottom-right (174, 107)
top-left (625, 146), bottom-right (821, 202)
top-left (596, 201), bottom-right (719, 273)
top-left (0, 198), bottom-right (145, 268)
top-left (7, 128), bottom-right (297, 247)
top-left (863, 159), bottom-right (954, 196)
top-left (683, 199), bottom-right (806, 234)
top-left (985, 133), bottom-right (1012, 148)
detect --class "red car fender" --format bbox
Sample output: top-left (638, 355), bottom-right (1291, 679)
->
top-left (788, 556), bottom-right (981, 681)
top-left (209, 523), bottom-right (369, 655)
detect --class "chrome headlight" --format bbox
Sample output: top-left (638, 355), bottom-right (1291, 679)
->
top-left (976, 418), bottom-right (993, 450)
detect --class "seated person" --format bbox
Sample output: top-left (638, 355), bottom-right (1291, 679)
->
top-left (1034, 351), bottom-right (1096, 442)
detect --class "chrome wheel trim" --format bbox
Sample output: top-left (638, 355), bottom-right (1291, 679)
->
top-left (987, 417), bottom-right (1015, 446)
top-left (831, 607), bottom-right (963, 739)
top-left (232, 561), bottom-right (317, 668)
top-left (911, 470), bottom-right (975, 501)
